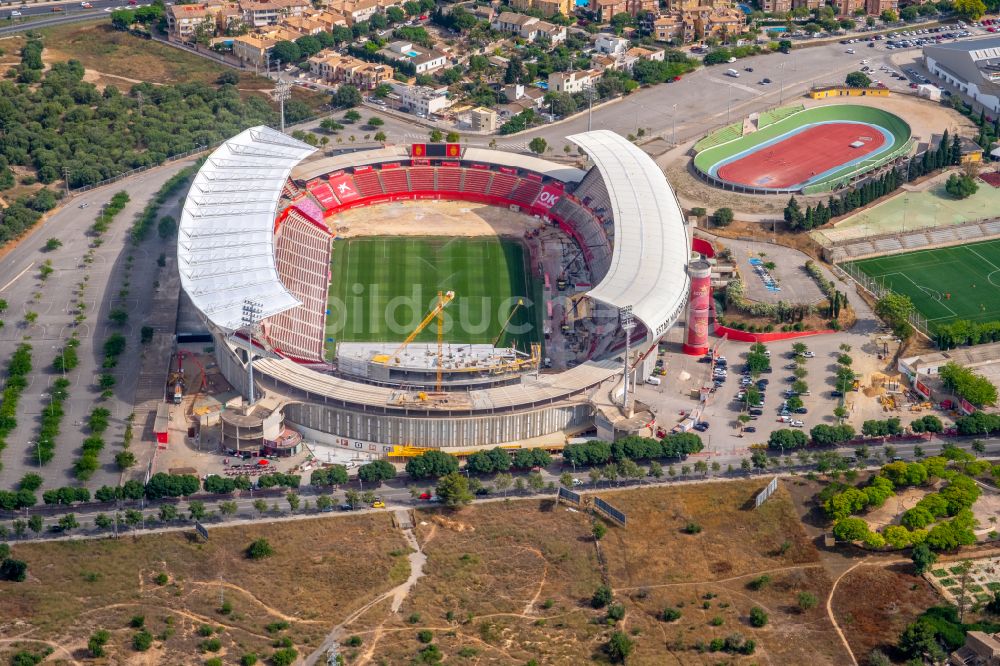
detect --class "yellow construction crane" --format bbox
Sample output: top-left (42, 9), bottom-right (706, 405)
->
top-left (492, 298), bottom-right (523, 348)
top-left (375, 291), bottom-right (455, 391)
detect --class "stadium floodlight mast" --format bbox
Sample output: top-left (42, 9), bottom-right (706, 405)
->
top-left (241, 298), bottom-right (264, 405)
top-left (620, 305), bottom-right (635, 417)
top-left (273, 79), bottom-right (293, 133)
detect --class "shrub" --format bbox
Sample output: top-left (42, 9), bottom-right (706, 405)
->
top-left (130, 615), bottom-right (145, 629)
top-left (607, 603), bottom-right (626, 621)
top-left (154, 572), bottom-right (168, 585)
top-left (662, 607), bottom-right (682, 622)
top-left (345, 636), bottom-right (362, 647)
top-left (683, 522), bottom-right (702, 534)
top-left (592, 584), bottom-right (613, 609)
top-left (417, 629), bottom-right (433, 643)
top-left (132, 630), bottom-right (153, 651)
top-left (271, 648), bottom-right (297, 666)
top-left (201, 638), bottom-right (222, 652)
top-left (749, 606), bottom-right (769, 627)
top-left (246, 538), bottom-right (274, 560)
top-left (240, 654), bottom-right (258, 666)
top-left (747, 575), bottom-right (771, 591)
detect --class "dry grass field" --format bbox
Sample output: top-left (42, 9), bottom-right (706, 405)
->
top-left (0, 479), bottom-right (946, 665)
top-left (831, 564), bottom-right (940, 661)
top-left (0, 514), bottom-right (406, 664)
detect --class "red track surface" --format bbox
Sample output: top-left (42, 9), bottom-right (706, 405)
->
top-left (716, 123), bottom-right (885, 189)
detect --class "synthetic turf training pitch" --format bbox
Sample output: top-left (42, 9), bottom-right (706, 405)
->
top-left (845, 239), bottom-right (1000, 329)
top-left (326, 236), bottom-right (540, 350)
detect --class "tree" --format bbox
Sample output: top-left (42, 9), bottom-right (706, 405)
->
top-left (246, 538), bottom-right (274, 560)
top-left (768, 429), bottom-right (808, 451)
top-left (0, 558), bottom-right (27, 582)
top-left (493, 472), bottom-right (513, 496)
top-left (358, 460), bottom-right (397, 484)
top-left (333, 84), bottom-right (362, 108)
top-left (592, 520), bottom-right (607, 541)
top-left (252, 499), bottom-right (267, 517)
top-left (945, 173), bottom-right (979, 199)
top-left (429, 129), bottom-right (443, 143)
top-left (58, 514), bottom-right (79, 531)
top-left (188, 501), bottom-right (206, 521)
top-left (271, 41), bottom-right (301, 65)
top-left (605, 631), bottom-right (634, 663)
top-left (435, 472), bottom-right (473, 507)
top-left (898, 619), bottom-right (942, 661)
top-left (445, 131), bottom-right (460, 143)
top-left (713, 207), bottom-right (734, 227)
top-left (219, 501), bottom-right (238, 518)
top-left (311, 465), bottom-right (349, 487)
top-left (528, 137), bottom-right (547, 155)
top-left (911, 542), bottom-right (938, 574)
top-left (797, 591), bottom-right (818, 611)
top-left (845, 71), bottom-right (871, 88)
top-left (880, 8), bottom-right (898, 21)
top-left (875, 292), bottom-right (914, 338)
top-left (286, 492), bottom-right (300, 512)
top-left (833, 517), bottom-right (870, 542)
top-left (954, 0), bottom-right (986, 20)
top-left (940, 362), bottom-right (998, 407)
top-left (406, 450), bottom-right (459, 479)
top-left (749, 606), bottom-right (769, 627)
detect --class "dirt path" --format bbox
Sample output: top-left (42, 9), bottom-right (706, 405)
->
top-left (78, 602), bottom-right (273, 641)
top-left (614, 562), bottom-right (825, 593)
top-left (0, 637), bottom-right (81, 665)
top-left (826, 558), bottom-right (867, 666)
top-left (303, 510), bottom-right (428, 666)
top-left (188, 580), bottom-right (325, 624)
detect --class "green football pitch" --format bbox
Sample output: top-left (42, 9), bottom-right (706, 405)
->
top-left (845, 239), bottom-right (1000, 330)
top-left (326, 236), bottom-right (541, 351)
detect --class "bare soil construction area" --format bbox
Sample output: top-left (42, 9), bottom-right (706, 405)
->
top-left (329, 199), bottom-right (543, 239)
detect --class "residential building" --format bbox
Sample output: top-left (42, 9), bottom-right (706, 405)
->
top-left (232, 33), bottom-right (278, 67)
top-left (590, 0), bottom-right (626, 21)
top-left (653, 14), bottom-right (683, 42)
top-left (240, 0), bottom-right (309, 27)
top-left (510, 0), bottom-right (574, 16)
top-left (491, 12), bottom-right (567, 42)
top-left (792, 0), bottom-right (822, 9)
top-left (865, 0), bottom-right (897, 14)
top-left (389, 82), bottom-right (452, 116)
top-left (833, 0), bottom-right (864, 15)
top-left (166, 2), bottom-right (240, 40)
top-left (281, 10), bottom-right (347, 34)
top-left (503, 83), bottom-right (546, 108)
top-left (626, 0), bottom-right (658, 15)
top-left (595, 33), bottom-right (630, 55)
top-left (760, 0), bottom-right (791, 13)
top-left (325, 0), bottom-right (380, 24)
top-left (548, 69), bottom-right (599, 93)
top-left (380, 41), bottom-right (449, 73)
top-left (308, 51), bottom-right (395, 88)
top-left (683, 5), bottom-right (745, 41)
top-left (924, 37), bottom-right (1000, 113)
top-left (949, 630), bottom-right (1000, 666)
top-left (470, 107), bottom-right (498, 132)
top-left (626, 45), bottom-right (665, 62)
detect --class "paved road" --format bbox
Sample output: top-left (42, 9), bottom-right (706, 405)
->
top-left (0, 160), bottom-right (195, 491)
top-left (4, 439), bottom-right (998, 539)
top-left (0, 0), bottom-right (135, 33)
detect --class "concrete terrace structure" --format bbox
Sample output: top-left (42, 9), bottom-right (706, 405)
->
top-left (180, 130), bottom-right (690, 450)
top-left (925, 36), bottom-right (1000, 114)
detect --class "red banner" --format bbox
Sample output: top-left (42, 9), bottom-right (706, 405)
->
top-left (960, 398), bottom-right (976, 415)
top-left (915, 380), bottom-right (931, 399)
top-left (306, 179), bottom-right (338, 210)
top-left (445, 143), bottom-right (461, 157)
top-left (328, 173), bottom-right (360, 203)
top-left (534, 184), bottom-right (562, 211)
top-left (411, 143), bottom-right (427, 157)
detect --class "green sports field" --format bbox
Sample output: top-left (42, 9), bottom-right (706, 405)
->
top-left (845, 239), bottom-right (1000, 330)
top-left (326, 236), bottom-right (541, 352)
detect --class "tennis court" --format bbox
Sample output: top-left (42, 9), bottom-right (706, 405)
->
top-left (845, 239), bottom-right (1000, 328)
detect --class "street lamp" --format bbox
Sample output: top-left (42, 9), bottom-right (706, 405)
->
top-left (272, 79), bottom-right (292, 133)
top-left (619, 305), bottom-right (635, 416)
top-left (671, 103), bottom-right (678, 145)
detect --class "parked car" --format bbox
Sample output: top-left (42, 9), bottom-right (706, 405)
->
top-left (743, 426), bottom-right (757, 433)
top-left (794, 407), bottom-right (809, 414)
top-left (790, 420), bottom-right (805, 427)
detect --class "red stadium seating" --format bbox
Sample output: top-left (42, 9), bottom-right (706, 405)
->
top-left (461, 167), bottom-right (493, 194)
top-left (352, 169), bottom-right (385, 197)
top-left (380, 167), bottom-right (410, 193)
top-left (408, 167), bottom-right (436, 190)
top-left (487, 172), bottom-right (518, 198)
top-left (510, 178), bottom-right (543, 207)
top-left (435, 166), bottom-right (462, 192)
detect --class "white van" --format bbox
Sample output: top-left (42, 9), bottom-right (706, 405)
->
top-left (726, 68), bottom-right (740, 78)
top-left (646, 377), bottom-right (662, 386)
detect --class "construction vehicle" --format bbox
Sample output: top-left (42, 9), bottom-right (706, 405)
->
top-left (372, 498), bottom-right (385, 509)
top-left (166, 350), bottom-right (208, 405)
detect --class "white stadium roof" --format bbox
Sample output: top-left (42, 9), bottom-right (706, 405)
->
top-left (178, 126), bottom-right (316, 331)
top-left (568, 130), bottom-right (689, 337)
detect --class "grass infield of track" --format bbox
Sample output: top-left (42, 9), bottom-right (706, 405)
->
top-left (326, 236), bottom-right (540, 350)
top-left (845, 238), bottom-right (1000, 330)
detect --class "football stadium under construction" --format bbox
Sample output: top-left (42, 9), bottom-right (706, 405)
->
top-left (177, 127), bottom-right (700, 454)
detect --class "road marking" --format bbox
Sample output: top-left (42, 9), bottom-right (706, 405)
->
top-left (705, 76), bottom-right (761, 96)
top-left (0, 262), bottom-right (34, 292)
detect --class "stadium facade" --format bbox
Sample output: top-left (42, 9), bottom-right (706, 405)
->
top-left (178, 126), bottom-right (692, 453)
